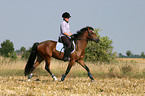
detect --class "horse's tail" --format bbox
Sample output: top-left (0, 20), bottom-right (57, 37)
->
top-left (24, 42), bottom-right (39, 76)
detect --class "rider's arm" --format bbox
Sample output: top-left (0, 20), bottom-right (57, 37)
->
top-left (69, 32), bottom-right (72, 36)
top-left (63, 32), bottom-right (71, 37)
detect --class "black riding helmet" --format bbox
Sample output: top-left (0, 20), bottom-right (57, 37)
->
top-left (62, 12), bottom-right (71, 18)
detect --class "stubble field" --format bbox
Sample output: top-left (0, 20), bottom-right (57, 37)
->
top-left (0, 57), bottom-right (145, 95)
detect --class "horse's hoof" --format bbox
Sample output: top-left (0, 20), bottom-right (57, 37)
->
top-left (28, 73), bottom-right (33, 79)
top-left (91, 80), bottom-right (95, 83)
top-left (60, 78), bottom-right (64, 82)
top-left (61, 74), bottom-right (66, 81)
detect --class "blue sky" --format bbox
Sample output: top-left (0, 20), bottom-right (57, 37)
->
top-left (0, 0), bottom-right (145, 55)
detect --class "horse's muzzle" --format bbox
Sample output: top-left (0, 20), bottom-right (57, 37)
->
top-left (93, 37), bottom-right (100, 43)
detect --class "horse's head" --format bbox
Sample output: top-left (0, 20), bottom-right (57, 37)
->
top-left (86, 27), bottom-right (100, 43)
top-left (72, 26), bottom-right (100, 43)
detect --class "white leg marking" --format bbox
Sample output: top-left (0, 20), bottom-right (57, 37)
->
top-left (53, 76), bottom-right (58, 81)
top-left (28, 79), bottom-right (31, 81)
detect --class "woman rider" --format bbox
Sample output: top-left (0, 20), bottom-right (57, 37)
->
top-left (59, 12), bottom-right (72, 61)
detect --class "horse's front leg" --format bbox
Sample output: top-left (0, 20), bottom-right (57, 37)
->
top-left (77, 59), bottom-right (94, 82)
top-left (61, 59), bottom-right (75, 82)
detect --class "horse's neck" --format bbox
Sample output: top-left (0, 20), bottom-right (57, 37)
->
top-left (74, 32), bottom-right (88, 56)
top-left (75, 39), bottom-right (88, 54)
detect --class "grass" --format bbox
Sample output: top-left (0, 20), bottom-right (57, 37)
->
top-left (0, 76), bottom-right (145, 95)
top-left (0, 56), bottom-right (145, 78)
top-left (0, 56), bottom-right (145, 95)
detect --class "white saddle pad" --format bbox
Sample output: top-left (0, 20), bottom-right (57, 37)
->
top-left (56, 41), bottom-right (75, 54)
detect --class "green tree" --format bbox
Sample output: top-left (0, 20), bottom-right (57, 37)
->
top-left (141, 52), bottom-right (145, 58)
top-left (84, 28), bottom-right (117, 62)
top-left (20, 46), bottom-right (26, 53)
top-left (126, 50), bottom-right (132, 57)
top-left (118, 53), bottom-right (123, 58)
top-left (0, 40), bottom-right (15, 57)
top-left (20, 46), bottom-right (26, 52)
top-left (10, 51), bottom-right (17, 59)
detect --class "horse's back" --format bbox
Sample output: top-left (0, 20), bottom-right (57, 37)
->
top-left (39, 40), bottom-right (57, 47)
top-left (37, 40), bottom-right (57, 54)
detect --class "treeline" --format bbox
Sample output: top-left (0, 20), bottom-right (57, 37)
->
top-left (0, 39), bottom-right (31, 60)
top-left (118, 50), bottom-right (145, 58)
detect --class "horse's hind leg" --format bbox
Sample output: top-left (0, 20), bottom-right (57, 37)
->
top-left (45, 58), bottom-right (58, 81)
top-left (28, 56), bottom-right (43, 80)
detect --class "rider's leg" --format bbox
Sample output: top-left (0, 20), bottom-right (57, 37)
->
top-left (61, 36), bottom-right (71, 61)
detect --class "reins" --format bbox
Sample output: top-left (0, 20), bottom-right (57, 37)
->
top-left (75, 38), bottom-right (88, 41)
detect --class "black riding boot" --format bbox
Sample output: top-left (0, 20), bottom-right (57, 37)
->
top-left (63, 47), bottom-right (71, 62)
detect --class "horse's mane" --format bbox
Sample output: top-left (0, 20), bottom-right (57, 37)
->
top-left (72, 26), bottom-right (94, 38)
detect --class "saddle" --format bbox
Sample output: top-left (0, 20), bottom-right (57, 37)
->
top-left (56, 38), bottom-right (75, 54)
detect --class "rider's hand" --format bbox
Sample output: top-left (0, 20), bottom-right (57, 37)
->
top-left (71, 35), bottom-right (75, 39)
